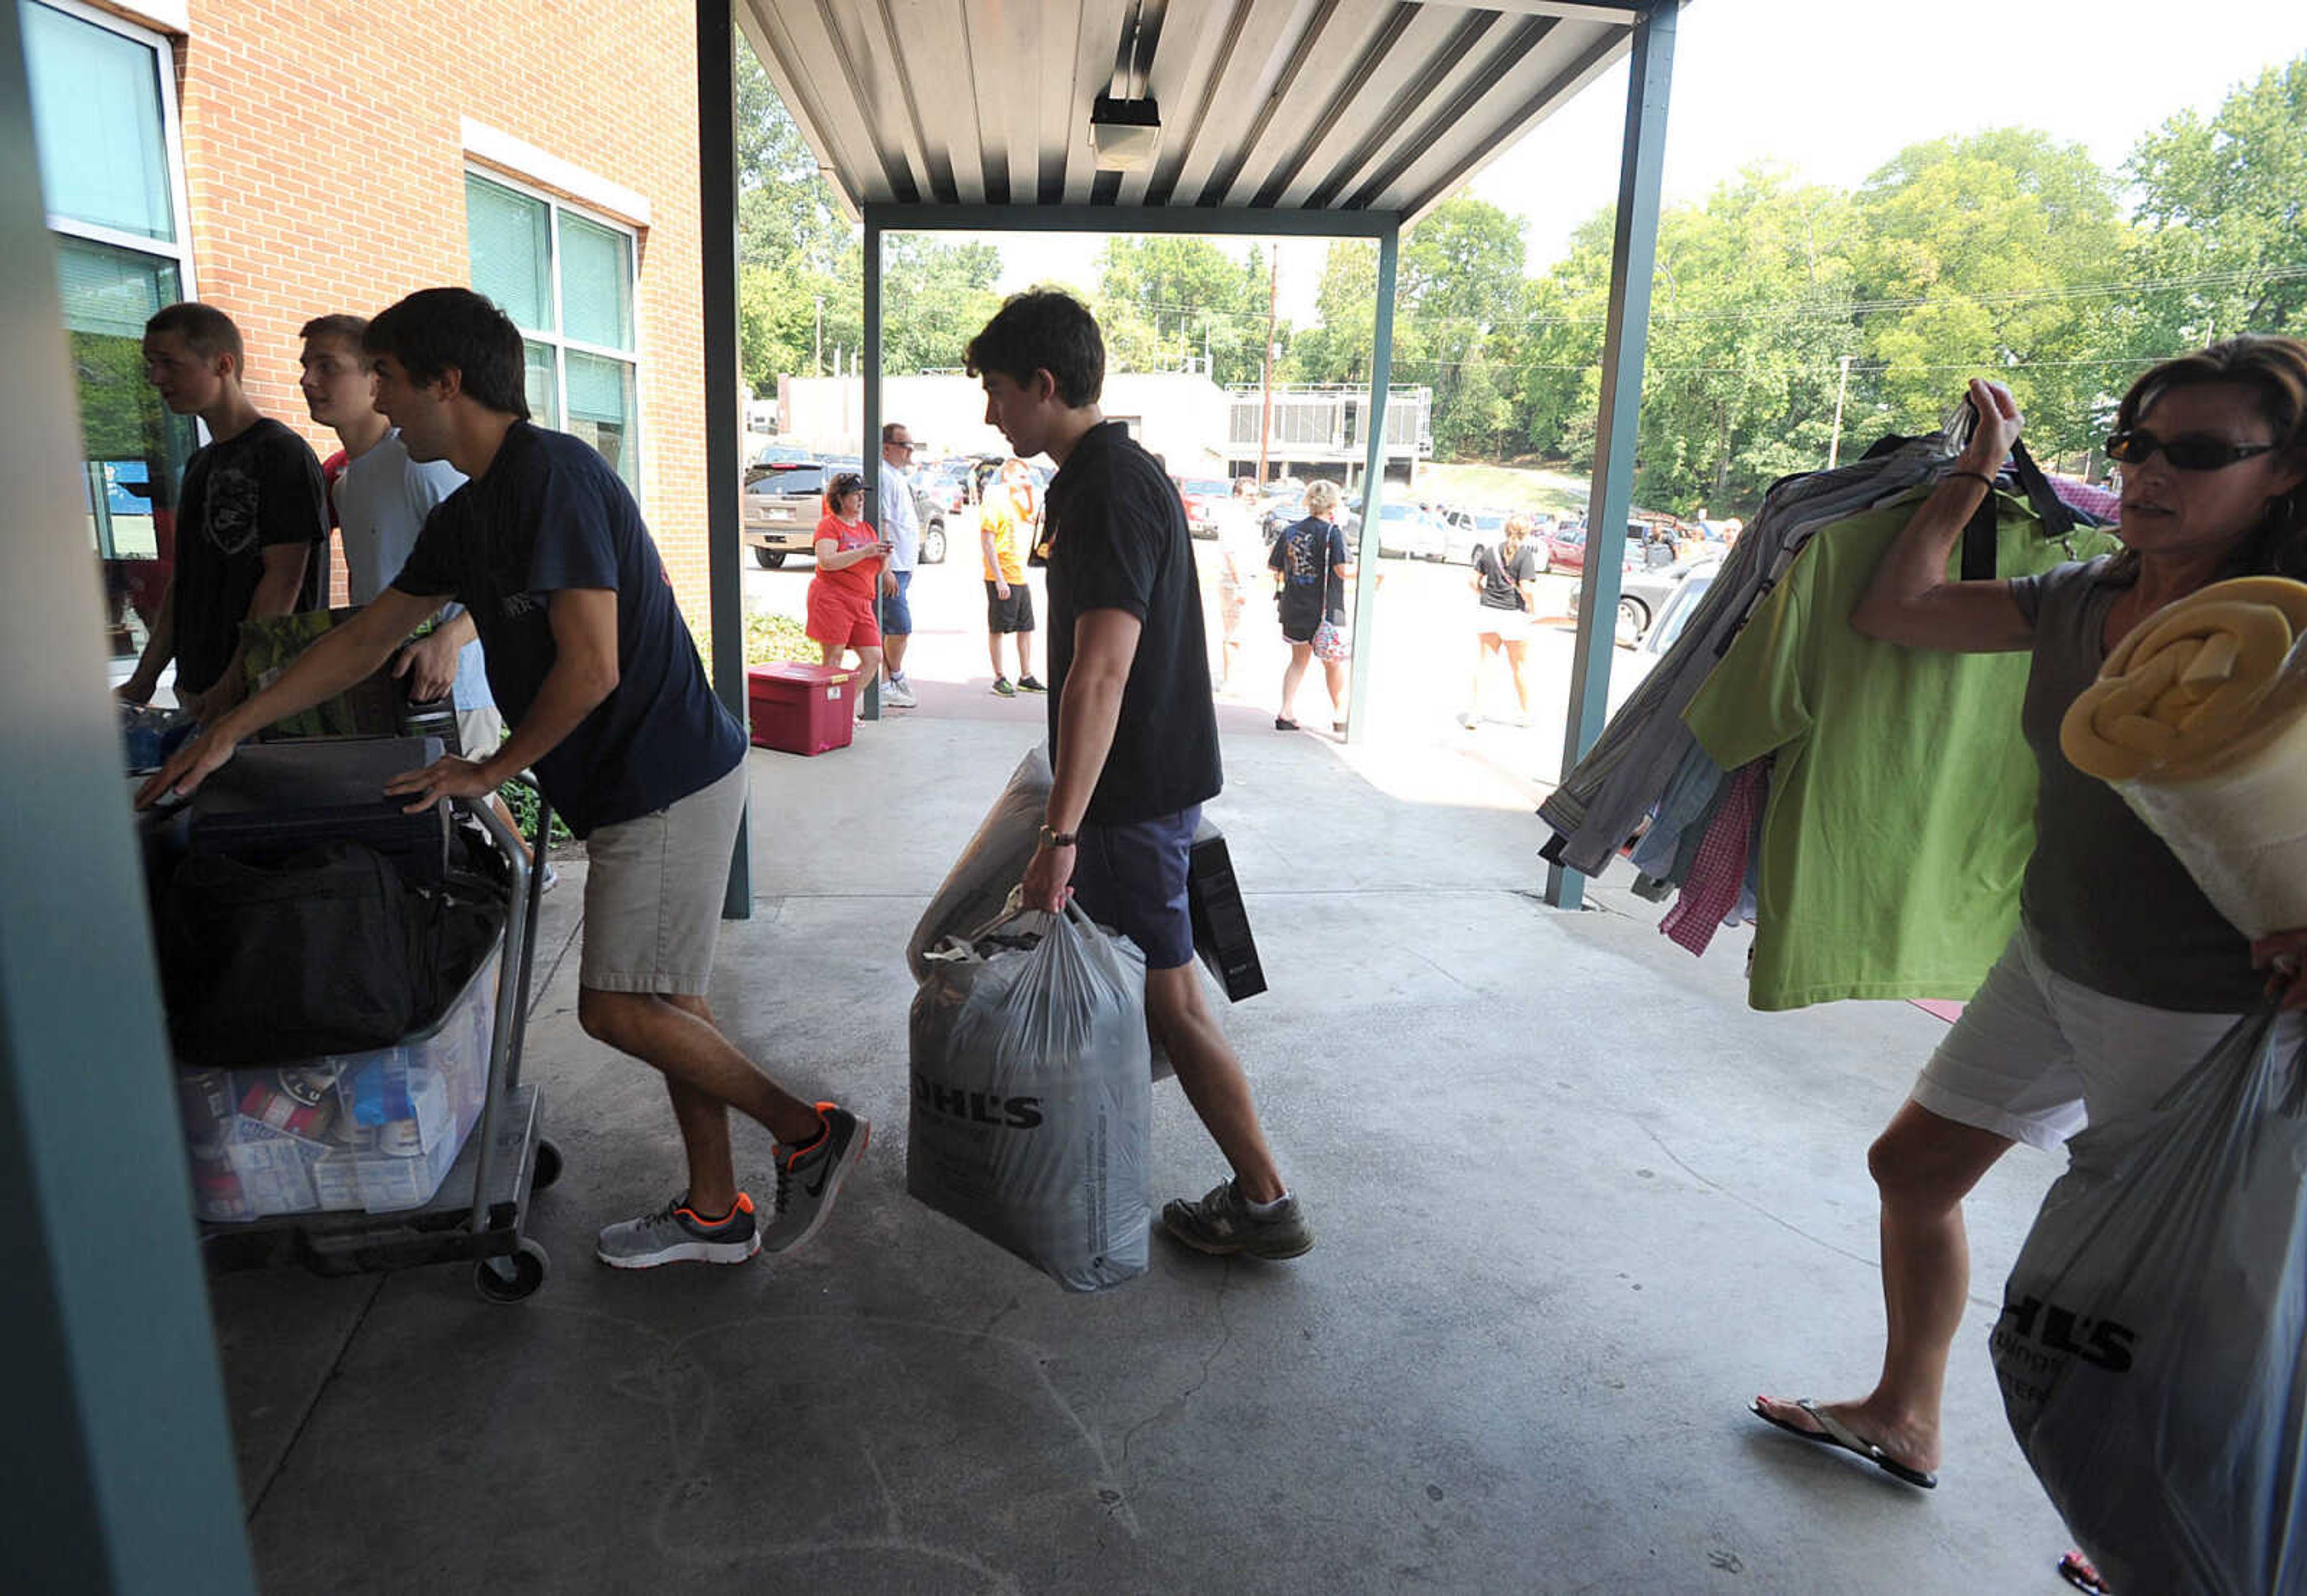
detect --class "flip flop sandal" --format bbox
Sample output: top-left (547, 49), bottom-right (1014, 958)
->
top-left (2057, 1550), bottom-right (2111, 1594)
top-left (1749, 1397), bottom-right (1939, 1490)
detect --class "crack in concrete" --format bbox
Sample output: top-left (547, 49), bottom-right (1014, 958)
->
top-left (1118, 1260), bottom-right (1238, 1467)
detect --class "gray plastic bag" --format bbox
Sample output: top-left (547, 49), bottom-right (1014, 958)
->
top-left (908, 745), bottom-right (1051, 984)
top-left (908, 900), bottom-right (1153, 1293)
top-left (1991, 1006), bottom-right (2307, 1595)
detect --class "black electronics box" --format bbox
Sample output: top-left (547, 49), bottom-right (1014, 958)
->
top-left (1187, 817), bottom-right (1266, 1002)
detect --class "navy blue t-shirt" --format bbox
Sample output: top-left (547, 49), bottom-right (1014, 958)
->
top-left (389, 423), bottom-right (744, 836)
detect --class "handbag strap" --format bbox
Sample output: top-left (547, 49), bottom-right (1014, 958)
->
top-left (1956, 402), bottom-right (2077, 580)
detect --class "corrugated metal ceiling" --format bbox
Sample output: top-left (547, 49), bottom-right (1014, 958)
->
top-left (738, 0), bottom-right (1658, 222)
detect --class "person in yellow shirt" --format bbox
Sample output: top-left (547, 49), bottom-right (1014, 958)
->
top-left (979, 457), bottom-right (1043, 695)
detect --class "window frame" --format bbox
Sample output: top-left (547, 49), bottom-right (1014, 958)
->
top-left (32, 0), bottom-right (198, 296)
top-left (462, 165), bottom-right (643, 487)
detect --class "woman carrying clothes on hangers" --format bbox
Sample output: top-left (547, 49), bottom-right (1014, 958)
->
top-left (1750, 338), bottom-right (2307, 1590)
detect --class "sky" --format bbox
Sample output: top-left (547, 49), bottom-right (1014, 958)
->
top-left (978, 0), bottom-right (2302, 327)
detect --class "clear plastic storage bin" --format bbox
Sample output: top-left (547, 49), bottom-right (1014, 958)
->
top-left (177, 937), bottom-right (500, 1221)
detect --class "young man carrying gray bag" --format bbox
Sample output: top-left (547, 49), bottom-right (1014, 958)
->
top-left (964, 288), bottom-right (1312, 1261)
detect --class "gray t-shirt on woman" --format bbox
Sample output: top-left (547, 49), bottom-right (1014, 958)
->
top-left (2010, 556), bottom-right (2261, 1012)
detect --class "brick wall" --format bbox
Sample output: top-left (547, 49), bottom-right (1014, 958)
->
top-left (167, 0), bottom-right (711, 633)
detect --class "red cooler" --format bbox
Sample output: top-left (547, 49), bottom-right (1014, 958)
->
top-left (747, 663), bottom-right (858, 756)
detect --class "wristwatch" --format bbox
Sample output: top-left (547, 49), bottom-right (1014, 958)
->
top-left (1038, 823), bottom-right (1078, 849)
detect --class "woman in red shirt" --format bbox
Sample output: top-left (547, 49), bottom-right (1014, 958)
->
top-left (806, 472), bottom-right (892, 700)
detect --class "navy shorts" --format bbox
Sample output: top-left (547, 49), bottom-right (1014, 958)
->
top-left (1069, 806), bottom-right (1200, 971)
top-left (882, 569), bottom-right (914, 636)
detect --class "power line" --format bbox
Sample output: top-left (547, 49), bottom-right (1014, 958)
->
top-left (1106, 262), bottom-right (2307, 336)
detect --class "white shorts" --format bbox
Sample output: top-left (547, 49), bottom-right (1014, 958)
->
top-left (1476, 607), bottom-right (1531, 642)
top-left (579, 760), bottom-right (750, 995)
top-left (1910, 923), bottom-right (2298, 1151)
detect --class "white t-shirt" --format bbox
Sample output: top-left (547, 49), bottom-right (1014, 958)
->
top-left (337, 430), bottom-right (488, 709)
top-left (878, 458), bottom-right (919, 571)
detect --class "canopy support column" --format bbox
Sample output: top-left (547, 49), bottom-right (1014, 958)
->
top-left (0, 4), bottom-right (257, 1585)
top-left (1545, 0), bottom-right (1679, 909)
top-left (1343, 223), bottom-right (1399, 745)
top-left (860, 211), bottom-right (883, 720)
top-left (699, 0), bottom-right (751, 917)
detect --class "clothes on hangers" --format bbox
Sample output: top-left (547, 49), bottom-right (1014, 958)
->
top-left (1660, 760), bottom-right (1767, 956)
top-left (1540, 437), bottom-right (1951, 876)
top-left (1680, 484), bottom-right (2116, 1009)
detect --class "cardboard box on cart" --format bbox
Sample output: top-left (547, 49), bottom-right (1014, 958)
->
top-left (748, 663), bottom-right (858, 756)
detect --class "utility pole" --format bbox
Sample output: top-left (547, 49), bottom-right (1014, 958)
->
top-left (1827, 353), bottom-right (1853, 469)
top-left (1256, 244), bottom-right (1279, 487)
top-left (813, 296), bottom-right (824, 377)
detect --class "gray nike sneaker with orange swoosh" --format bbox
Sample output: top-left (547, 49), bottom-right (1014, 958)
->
top-left (761, 1102), bottom-right (869, 1254)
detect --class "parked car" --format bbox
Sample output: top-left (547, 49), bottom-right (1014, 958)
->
top-left (1538, 518), bottom-right (1675, 578)
top-left (1372, 500), bottom-right (1445, 560)
top-left (1175, 478), bottom-right (1235, 539)
top-left (1617, 550), bottom-right (1713, 643)
top-left (741, 458), bottom-right (946, 568)
top-left (921, 459), bottom-right (974, 513)
top-left (1447, 508), bottom-right (1513, 566)
top-left (743, 458), bottom-right (849, 568)
top-left (1608, 556), bottom-right (1721, 717)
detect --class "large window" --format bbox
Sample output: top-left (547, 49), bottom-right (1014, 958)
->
top-left (464, 171), bottom-right (640, 490)
top-left (29, 0), bottom-right (198, 663)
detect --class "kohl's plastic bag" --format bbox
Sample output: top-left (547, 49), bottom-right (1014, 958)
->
top-left (908, 900), bottom-right (1152, 1292)
top-left (1990, 1005), bottom-right (2307, 1595)
top-left (910, 745), bottom-right (1176, 1080)
top-left (908, 745), bottom-right (1051, 983)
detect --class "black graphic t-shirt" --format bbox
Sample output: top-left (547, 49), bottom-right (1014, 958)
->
top-left (1268, 515), bottom-right (1349, 636)
top-left (171, 417), bottom-right (327, 694)
top-left (391, 423), bottom-right (745, 837)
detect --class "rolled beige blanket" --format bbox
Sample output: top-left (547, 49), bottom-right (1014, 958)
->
top-left (2060, 576), bottom-right (2307, 938)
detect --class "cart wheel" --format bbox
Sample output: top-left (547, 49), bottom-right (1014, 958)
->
top-left (475, 1239), bottom-right (549, 1303)
top-left (531, 1137), bottom-right (564, 1192)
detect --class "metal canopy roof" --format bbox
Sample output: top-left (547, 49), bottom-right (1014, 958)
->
top-left (739, 0), bottom-right (1657, 223)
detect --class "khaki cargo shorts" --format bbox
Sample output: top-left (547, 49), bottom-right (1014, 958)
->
top-left (578, 759), bottom-right (749, 996)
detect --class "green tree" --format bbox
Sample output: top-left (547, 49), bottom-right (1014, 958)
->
top-left (1634, 168), bottom-right (1859, 509)
top-left (1284, 239), bottom-right (1379, 385)
top-left (1093, 235), bottom-right (1271, 383)
top-left (2123, 54), bottom-right (2307, 346)
top-left (731, 33), bottom-right (1004, 392)
top-left (1394, 196), bottom-right (1527, 458)
top-left (735, 33), bottom-right (846, 276)
top-left (1848, 128), bottom-right (2130, 453)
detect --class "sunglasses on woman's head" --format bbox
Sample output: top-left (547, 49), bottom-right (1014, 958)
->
top-left (2104, 429), bottom-right (2276, 472)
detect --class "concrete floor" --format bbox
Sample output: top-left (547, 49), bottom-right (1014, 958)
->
top-left (211, 683), bottom-right (2082, 1594)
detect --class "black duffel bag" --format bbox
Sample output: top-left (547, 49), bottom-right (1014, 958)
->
top-left (161, 841), bottom-right (432, 1067)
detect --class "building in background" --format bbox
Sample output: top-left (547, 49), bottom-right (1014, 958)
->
top-left (1224, 386), bottom-right (1432, 488)
top-left (38, 0), bottom-right (710, 672)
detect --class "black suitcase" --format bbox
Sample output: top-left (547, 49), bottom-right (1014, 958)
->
top-left (188, 737), bottom-right (452, 887)
top-left (1187, 817), bottom-right (1266, 1002)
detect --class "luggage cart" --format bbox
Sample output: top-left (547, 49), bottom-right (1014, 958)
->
top-left (195, 793), bottom-right (562, 1303)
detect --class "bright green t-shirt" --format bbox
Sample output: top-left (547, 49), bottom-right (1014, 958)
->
top-left (1682, 490), bottom-right (2114, 1010)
